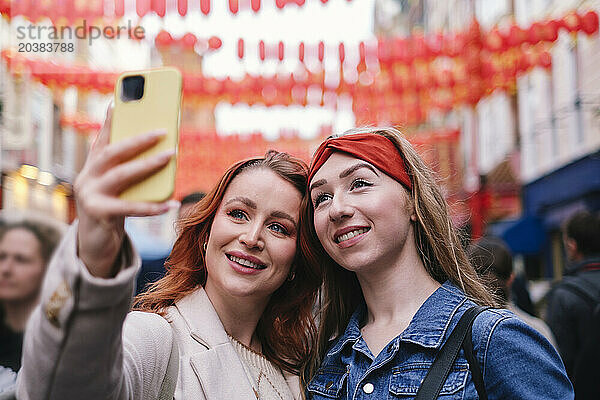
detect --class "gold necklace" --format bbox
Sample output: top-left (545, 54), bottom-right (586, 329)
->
top-left (227, 332), bottom-right (263, 357)
top-left (227, 333), bottom-right (286, 400)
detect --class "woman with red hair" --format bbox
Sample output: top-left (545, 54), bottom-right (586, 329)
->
top-left (17, 108), bottom-right (319, 400)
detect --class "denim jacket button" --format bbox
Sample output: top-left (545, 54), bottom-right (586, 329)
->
top-left (362, 383), bottom-right (374, 394)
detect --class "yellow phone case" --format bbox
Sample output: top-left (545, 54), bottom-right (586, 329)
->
top-left (111, 67), bottom-right (182, 202)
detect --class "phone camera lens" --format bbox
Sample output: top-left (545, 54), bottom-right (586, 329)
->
top-left (121, 75), bottom-right (145, 102)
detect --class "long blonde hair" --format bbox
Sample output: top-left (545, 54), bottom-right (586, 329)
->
top-left (300, 127), bottom-right (497, 383)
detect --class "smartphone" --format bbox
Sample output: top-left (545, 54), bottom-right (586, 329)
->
top-left (111, 67), bottom-right (182, 202)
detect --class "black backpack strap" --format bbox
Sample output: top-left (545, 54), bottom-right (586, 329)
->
top-left (463, 315), bottom-right (488, 400)
top-left (415, 305), bottom-right (489, 400)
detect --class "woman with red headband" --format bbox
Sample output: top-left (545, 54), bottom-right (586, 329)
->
top-left (300, 127), bottom-right (572, 399)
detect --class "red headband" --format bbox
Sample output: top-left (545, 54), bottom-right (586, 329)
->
top-left (308, 133), bottom-right (412, 190)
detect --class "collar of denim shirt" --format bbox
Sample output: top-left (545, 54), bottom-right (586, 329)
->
top-left (326, 280), bottom-right (471, 357)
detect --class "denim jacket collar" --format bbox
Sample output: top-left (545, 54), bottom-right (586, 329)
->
top-left (327, 281), bottom-right (468, 357)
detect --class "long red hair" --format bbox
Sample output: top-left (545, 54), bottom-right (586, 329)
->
top-left (134, 150), bottom-right (320, 374)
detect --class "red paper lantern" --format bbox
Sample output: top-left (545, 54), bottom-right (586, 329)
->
top-left (427, 33), bottom-right (444, 57)
top-left (177, 0), bottom-right (187, 16)
top-left (229, 0), bottom-right (238, 14)
top-left (507, 24), bottom-right (526, 47)
top-left (581, 11), bottom-right (599, 35)
top-left (377, 38), bottom-right (391, 64)
top-left (392, 38), bottom-right (408, 63)
top-left (181, 33), bottom-right (197, 49)
top-left (542, 20), bottom-right (559, 42)
top-left (538, 51), bottom-right (552, 69)
top-left (184, 74), bottom-right (203, 95)
top-left (136, 0), bottom-right (151, 17)
top-left (152, 0), bottom-right (166, 17)
top-left (200, 0), bottom-right (210, 15)
top-left (278, 41), bottom-right (284, 61)
top-left (208, 36), bottom-right (222, 50)
top-left (155, 30), bottom-right (173, 47)
top-left (527, 22), bottom-right (544, 45)
top-left (485, 28), bottom-right (505, 52)
top-left (411, 34), bottom-right (429, 59)
top-left (516, 52), bottom-right (531, 73)
top-left (480, 61), bottom-right (495, 80)
top-left (238, 38), bottom-right (244, 59)
top-left (251, 0), bottom-right (260, 12)
top-left (562, 12), bottom-right (582, 33)
top-left (443, 33), bottom-right (465, 57)
top-left (318, 41), bottom-right (324, 62)
top-left (259, 40), bottom-right (265, 61)
top-left (359, 41), bottom-right (366, 62)
top-left (298, 42), bottom-right (305, 62)
top-left (276, 0), bottom-right (305, 9)
top-left (115, 0), bottom-right (125, 17)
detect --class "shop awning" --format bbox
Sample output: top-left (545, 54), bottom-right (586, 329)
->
top-left (487, 216), bottom-right (545, 255)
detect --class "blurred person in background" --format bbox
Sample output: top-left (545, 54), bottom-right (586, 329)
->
top-left (0, 221), bottom-right (61, 372)
top-left (135, 191), bottom-right (206, 295)
top-left (545, 210), bottom-right (600, 399)
top-left (178, 191), bottom-right (206, 219)
top-left (468, 236), bottom-right (557, 347)
top-left (510, 272), bottom-right (536, 316)
top-left (16, 108), bottom-right (319, 399)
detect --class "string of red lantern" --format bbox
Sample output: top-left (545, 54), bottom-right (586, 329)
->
top-left (0, 0), bottom-right (354, 21)
top-left (59, 113), bottom-right (102, 134)
top-left (0, 6), bottom-right (588, 127)
top-left (1, 40), bottom-right (551, 127)
top-left (1, 45), bottom-right (548, 97)
top-left (144, 10), bottom-right (598, 66)
top-left (0, 0), bottom-right (104, 25)
top-left (236, 11), bottom-right (596, 65)
top-left (176, 124), bottom-right (453, 198)
top-left (154, 30), bottom-right (222, 50)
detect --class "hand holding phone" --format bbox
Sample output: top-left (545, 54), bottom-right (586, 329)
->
top-left (74, 68), bottom-right (183, 278)
top-left (75, 106), bottom-right (178, 278)
top-left (111, 67), bottom-right (182, 202)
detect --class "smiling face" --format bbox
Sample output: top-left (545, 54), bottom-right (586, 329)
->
top-left (310, 151), bottom-right (416, 274)
top-left (204, 168), bottom-right (302, 302)
top-left (0, 228), bottom-right (46, 303)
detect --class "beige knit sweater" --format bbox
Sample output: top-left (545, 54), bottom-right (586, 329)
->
top-left (229, 336), bottom-right (295, 400)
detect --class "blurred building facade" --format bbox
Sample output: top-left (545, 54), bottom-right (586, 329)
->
top-left (418, 0), bottom-right (600, 279)
top-left (2, 0), bottom-right (599, 275)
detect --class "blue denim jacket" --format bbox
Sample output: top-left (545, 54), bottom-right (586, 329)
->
top-left (307, 281), bottom-right (573, 399)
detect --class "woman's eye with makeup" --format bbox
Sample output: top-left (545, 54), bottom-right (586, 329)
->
top-left (227, 209), bottom-right (248, 220)
top-left (350, 179), bottom-right (372, 190)
top-left (268, 223), bottom-right (290, 236)
top-left (313, 192), bottom-right (332, 208)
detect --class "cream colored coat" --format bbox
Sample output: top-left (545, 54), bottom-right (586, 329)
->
top-left (16, 224), bottom-right (300, 400)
